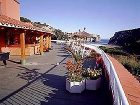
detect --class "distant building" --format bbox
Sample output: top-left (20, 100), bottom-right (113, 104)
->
top-left (70, 29), bottom-right (100, 42)
top-left (0, 0), bottom-right (20, 20)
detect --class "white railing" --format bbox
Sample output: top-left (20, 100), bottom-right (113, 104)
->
top-left (101, 50), bottom-right (129, 105)
top-left (71, 42), bottom-right (129, 105)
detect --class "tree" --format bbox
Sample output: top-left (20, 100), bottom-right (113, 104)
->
top-left (20, 17), bottom-right (69, 40)
top-left (53, 29), bottom-right (66, 40)
top-left (20, 17), bottom-right (31, 22)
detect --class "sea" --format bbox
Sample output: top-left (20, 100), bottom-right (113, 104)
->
top-left (87, 39), bottom-right (109, 45)
top-left (98, 39), bottom-right (109, 45)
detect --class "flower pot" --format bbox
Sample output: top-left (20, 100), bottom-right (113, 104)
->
top-left (66, 79), bottom-right (85, 93)
top-left (86, 77), bottom-right (101, 90)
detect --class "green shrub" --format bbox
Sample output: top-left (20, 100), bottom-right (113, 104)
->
top-left (99, 46), bottom-right (127, 55)
top-left (100, 46), bottom-right (140, 77)
top-left (99, 46), bottom-right (107, 52)
top-left (113, 55), bottom-right (140, 76)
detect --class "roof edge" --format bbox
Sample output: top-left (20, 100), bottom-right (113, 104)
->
top-left (14, 0), bottom-right (20, 4)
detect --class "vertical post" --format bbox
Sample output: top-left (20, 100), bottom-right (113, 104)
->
top-left (20, 32), bottom-right (26, 65)
top-left (48, 35), bottom-right (50, 49)
top-left (49, 35), bottom-right (51, 49)
top-left (46, 35), bottom-right (49, 51)
top-left (40, 34), bottom-right (44, 55)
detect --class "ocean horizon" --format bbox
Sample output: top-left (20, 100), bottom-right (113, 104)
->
top-left (87, 39), bottom-right (109, 45)
top-left (99, 39), bottom-right (109, 45)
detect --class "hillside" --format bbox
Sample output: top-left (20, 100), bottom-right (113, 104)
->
top-left (20, 17), bottom-right (66, 40)
top-left (109, 28), bottom-right (140, 54)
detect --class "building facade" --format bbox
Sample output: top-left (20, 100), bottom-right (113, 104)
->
top-left (0, 0), bottom-right (20, 20)
top-left (0, 0), bottom-right (52, 64)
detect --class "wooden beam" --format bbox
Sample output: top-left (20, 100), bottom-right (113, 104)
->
top-left (40, 34), bottom-right (44, 55)
top-left (46, 35), bottom-right (49, 50)
top-left (20, 32), bottom-right (26, 65)
top-left (47, 35), bottom-right (49, 49)
top-left (49, 35), bottom-right (51, 49)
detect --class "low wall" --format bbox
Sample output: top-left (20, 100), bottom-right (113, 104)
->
top-left (1, 44), bottom-right (40, 56)
top-left (9, 46), bottom-right (34, 56)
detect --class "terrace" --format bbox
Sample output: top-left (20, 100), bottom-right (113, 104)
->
top-left (0, 41), bottom-right (140, 105)
top-left (0, 42), bottom-right (112, 105)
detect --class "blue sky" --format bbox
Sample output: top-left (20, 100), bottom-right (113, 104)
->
top-left (20, 0), bottom-right (140, 39)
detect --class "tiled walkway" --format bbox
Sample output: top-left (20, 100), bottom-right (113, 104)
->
top-left (0, 43), bottom-right (112, 105)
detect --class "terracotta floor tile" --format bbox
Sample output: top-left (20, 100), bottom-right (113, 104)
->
top-left (108, 55), bottom-right (140, 105)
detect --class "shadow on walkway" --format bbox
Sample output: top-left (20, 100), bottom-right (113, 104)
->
top-left (17, 66), bottom-right (40, 82)
top-left (8, 59), bottom-right (21, 64)
top-left (0, 52), bottom-right (69, 103)
top-left (40, 74), bottom-right (112, 105)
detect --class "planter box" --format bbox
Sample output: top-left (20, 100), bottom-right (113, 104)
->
top-left (66, 79), bottom-right (85, 93)
top-left (86, 77), bottom-right (101, 90)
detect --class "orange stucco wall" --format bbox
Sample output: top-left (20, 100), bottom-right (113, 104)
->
top-left (0, 0), bottom-right (20, 20)
top-left (0, 0), bottom-right (6, 15)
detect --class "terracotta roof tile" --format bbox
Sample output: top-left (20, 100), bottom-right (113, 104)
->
top-left (108, 55), bottom-right (140, 105)
top-left (73, 31), bottom-right (92, 38)
top-left (0, 15), bottom-right (49, 33)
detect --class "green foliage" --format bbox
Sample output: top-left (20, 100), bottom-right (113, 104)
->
top-left (20, 17), bottom-right (31, 22)
top-left (68, 74), bottom-right (83, 82)
top-left (64, 47), bottom-right (82, 62)
top-left (100, 46), bottom-right (140, 77)
top-left (99, 46), bottom-right (127, 55)
top-left (123, 39), bottom-right (140, 54)
top-left (115, 55), bottom-right (140, 76)
top-left (82, 68), bottom-right (102, 80)
top-left (20, 17), bottom-right (68, 40)
top-left (54, 29), bottom-right (66, 40)
top-left (99, 46), bottom-right (106, 52)
top-left (75, 50), bottom-right (82, 61)
top-left (33, 22), bottom-right (49, 27)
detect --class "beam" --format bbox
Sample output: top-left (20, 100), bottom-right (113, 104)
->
top-left (20, 32), bottom-right (26, 65)
top-left (46, 35), bottom-right (49, 51)
top-left (40, 34), bottom-right (44, 55)
top-left (49, 35), bottom-right (51, 49)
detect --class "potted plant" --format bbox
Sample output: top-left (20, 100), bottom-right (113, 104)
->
top-left (66, 60), bottom-right (85, 93)
top-left (65, 45), bottom-right (86, 93)
top-left (83, 68), bottom-right (102, 90)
